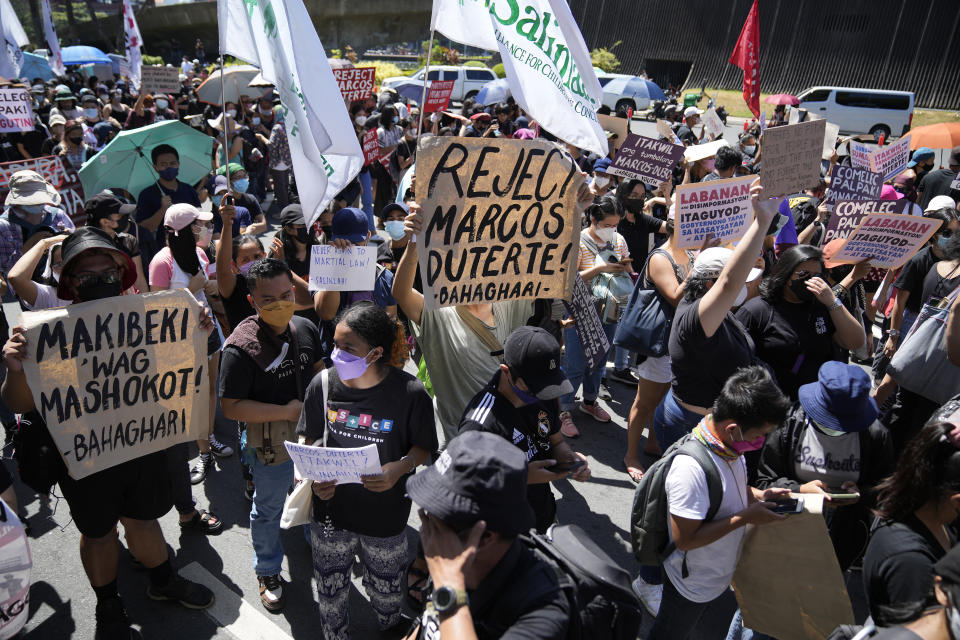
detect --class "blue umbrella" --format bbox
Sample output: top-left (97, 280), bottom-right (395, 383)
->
top-left (19, 51), bottom-right (54, 81)
top-left (389, 80), bottom-right (427, 104)
top-left (476, 78), bottom-right (510, 106)
top-left (602, 75), bottom-right (666, 102)
top-left (61, 45), bottom-right (112, 66)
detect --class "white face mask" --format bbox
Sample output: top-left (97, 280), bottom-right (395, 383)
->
top-left (83, 107), bottom-right (99, 119)
top-left (593, 176), bottom-right (610, 188)
top-left (226, 108), bottom-right (237, 118)
top-left (743, 145), bottom-right (756, 156)
top-left (155, 99), bottom-right (168, 109)
top-left (594, 226), bottom-right (616, 243)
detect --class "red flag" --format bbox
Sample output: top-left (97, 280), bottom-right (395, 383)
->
top-left (729, 0), bottom-right (760, 118)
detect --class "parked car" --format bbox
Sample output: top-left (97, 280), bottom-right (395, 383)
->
top-left (797, 86), bottom-right (915, 138)
top-left (381, 65), bottom-right (498, 102)
top-left (595, 73), bottom-right (664, 113)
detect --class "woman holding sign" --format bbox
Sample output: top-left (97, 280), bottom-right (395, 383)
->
top-left (296, 302), bottom-right (437, 639)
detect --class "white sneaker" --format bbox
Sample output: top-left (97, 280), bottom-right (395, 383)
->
top-left (632, 575), bottom-right (662, 617)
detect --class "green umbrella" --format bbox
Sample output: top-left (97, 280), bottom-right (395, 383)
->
top-left (79, 120), bottom-right (214, 200)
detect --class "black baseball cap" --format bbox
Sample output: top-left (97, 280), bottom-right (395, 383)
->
top-left (84, 193), bottom-right (136, 224)
top-left (406, 431), bottom-right (535, 536)
top-left (57, 227), bottom-right (137, 299)
top-left (379, 202), bottom-right (408, 219)
top-left (279, 203), bottom-right (305, 227)
top-left (504, 326), bottom-right (574, 401)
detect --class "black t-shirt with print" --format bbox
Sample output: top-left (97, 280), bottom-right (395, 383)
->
top-left (296, 366), bottom-right (437, 537)
top-left (921, 261), bottom-right (960, 308)
top-left (893, 246), bottom-right (939, 314)
top-left (735, 296), bottom-right (836, 400)
top-left (219, 315), bottom-right (321, 404)
top-left (458, 372), bottom-right (560, 533)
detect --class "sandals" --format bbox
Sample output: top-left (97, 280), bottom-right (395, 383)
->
top-left (623, 459), bottom-right (645, 484)
top-left (405, 556), bottom-right (431, 610)
top-left (179, 509), bottom-right (223, 535)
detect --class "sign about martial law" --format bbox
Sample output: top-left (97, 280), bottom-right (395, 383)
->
top-left (832, 213), bottom-right (943, 269)
top-left (608, 133), bottom-right (684, 186)
top-left (415, 136), bottom-right (583, 310)
top-left (0, 88), bottom-right (33, 133)
top-left (20, 289), bottom-right (209, 479)
top-left (823, 199), bottom-right (910, 245)
top-left (675, 175), bottom-right (756, 249)
top-left (825, 165), bottom-right (883, 210)
top-left (332, 67), bottom-right (376, 102)
top-left (761, 119), bottom-right (827, 198)
top-left (308, 245), bottom-right (375, 291)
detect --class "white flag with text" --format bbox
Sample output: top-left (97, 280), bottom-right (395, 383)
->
top-left (40, 0), bottom-right (64, 76)
top-left (121, 0), bottom-right (143, 88)
top-left (218, 0), bottom-right (363, 226)
top-left (0, 0), bottom-right (27, 81)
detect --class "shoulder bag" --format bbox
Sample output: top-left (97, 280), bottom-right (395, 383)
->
top-left (613, 249), bottom-right (676, 357)
top-left (581, 232), bottom-right (634, 324)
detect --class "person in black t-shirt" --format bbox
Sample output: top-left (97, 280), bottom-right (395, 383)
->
top-left (219, 258), bottom-right (324, 612)
top-left (459, 326), bottom-right (590, 532)
top-left (675, 107), bottom-right (703, 146)
top-left (136, 144), bottom-right (201, 248)
top-left (217, 163), bottom-right (267, 235)
top-left (297, 302), bottom-right (436, 637)
top-left (917, 146), bottom-right (960, 210)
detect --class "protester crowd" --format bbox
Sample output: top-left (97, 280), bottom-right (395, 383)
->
top-left (2, 46), bottom-right (960, 640)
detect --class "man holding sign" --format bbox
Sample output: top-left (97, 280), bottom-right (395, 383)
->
top-left (1, 228), bottom-right (215, 638)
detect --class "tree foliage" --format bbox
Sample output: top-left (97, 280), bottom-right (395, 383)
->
top-left (590, 41), bottom-right (622, 73)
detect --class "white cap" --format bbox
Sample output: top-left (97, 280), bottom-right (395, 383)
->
top-left (684, 106), bottom-right (703, 118)
top-left (926, 195), bottom-right (957, 213)
top-left (692, 247), bottom-right (763, 282)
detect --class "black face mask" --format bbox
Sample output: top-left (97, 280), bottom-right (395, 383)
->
top-left (76, 273), bottom-right (123, 302)
top-left (68, 136), bottom-right (83, 146)
top-left (789, 278), bottom-right (815, 302)
top-left (624, 198), bottom-right (644, 214)
top-left (320, 225), bottom-right (332, 237)
top-left (295, 228), bottom-right (310, 243)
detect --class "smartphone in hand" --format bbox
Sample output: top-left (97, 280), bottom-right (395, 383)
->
top-left (546, 459), bottom-right (586, 474)
top-left (769, 497), bottom-right (804, 514)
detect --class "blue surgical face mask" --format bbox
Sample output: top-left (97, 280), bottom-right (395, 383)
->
top-left (212, 194), bottom-right (223, 207)
top-left (743, 145), bottom-right (757, 156)
top-left (392, 116), bottom-right (399, 124)
top-left (83, 108), bottom-right (99, 120)
top-left (18, 204), bottom-right (46, 215)
top-left (252, 117), bottom-right (260, 126)
top-left (939, 234), bottom-right (951, 250)
top-left (384, 220), bottom-right (406, 241)
top-left (158, 166), bottom-right (179, 181)
top-left (232, 178), bottom-right (249, 193)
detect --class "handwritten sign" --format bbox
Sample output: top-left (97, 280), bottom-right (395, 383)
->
top-left (0, 88), bottom-right (33, 133)
top-left (140, 65), bottom-right (181, 95)
top-left (849, 140), bottom-right (872, 169)
top-left (825, 164), bottom-right (883, 211)
top-left (822, 122), bottom-right (840, 160)
top-left (608, 133), bottom-right (684, 185)
top-left (952, 170), bottom-right (960, 191)
top-left (823, 199), bottom-right (910, 245)
top-left (423, 79), bottom-right (455, 113)
top-left (562, 276), bottom-right (610, 369)
top-left (0, 156), bottom-right (86, 226)
top-left (760, 119), bottom-right (827, 198)
top-left (702, 107), bottom-right (724, 139)
top-left (415, 137), bottom-right (583, 310)
top-left (308, 245), bottom-right (376, 291)
top-left (361, 128), bottom-right (378, 166)
top-left (675, 175), bottom-right (755, 249)
top-left (683, 139), bottom-right (730, 163)
top-left (870, 133), bottom-right (911, 181)
top-left (598, 113), bottom-right (629, 151)
top-left (20, 290), bottom-right (208, 479)
top-left (0, 502), bottom-right (31, 639)
top-left (284, 441), bottom-right (382, 484)
top-left (832, 213), bottom-right (943, 269)
top-left (332, 67), bottom-right (376, 103)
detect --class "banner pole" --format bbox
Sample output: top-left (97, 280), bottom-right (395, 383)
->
top-left (415, 29), bottom-right (436, 145)
top-left (219, 55), bottom-right (231, 186)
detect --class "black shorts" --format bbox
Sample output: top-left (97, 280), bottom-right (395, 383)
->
top-left (58, 451), bottom-right (173, 538)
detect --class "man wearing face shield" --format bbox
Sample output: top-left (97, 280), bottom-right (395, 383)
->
top-left (0, 170), bottom-right (75, 274)
top-left (1, 227), bottom-right (217, 638)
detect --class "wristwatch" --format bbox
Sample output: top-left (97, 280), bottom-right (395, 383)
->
top-left (887, 329), bottom-right (901, 337)
top-left (431, 585), bottom-right (469, 617)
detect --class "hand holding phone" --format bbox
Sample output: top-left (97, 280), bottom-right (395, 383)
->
top-left (546, 459), bottom-right (586, 474)
top-left (768, 497), bottom-right (804, 514)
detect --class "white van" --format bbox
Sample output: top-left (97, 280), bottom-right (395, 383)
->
top-left (797, 86), bottom-right (915, 138)
top-left (381, 65), bottom-right (498, 102)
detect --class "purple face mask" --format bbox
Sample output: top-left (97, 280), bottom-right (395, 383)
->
top-left (331, 347), bottom-right (373, 381)
top-left (237, 260), bottom-right (258, 276)
top-left (730, 427), bottom-right (765, 454)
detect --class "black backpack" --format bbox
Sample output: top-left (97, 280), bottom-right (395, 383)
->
top-left (517, 524), bottom-right (643, 640)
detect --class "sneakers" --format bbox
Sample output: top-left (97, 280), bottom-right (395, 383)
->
top-left (147, 576), bottom-right (215, 610)
top-left (579, 402), bottom-right (612, 423)
top-left (559, 411), bottom-right (579, 438)
top-left (610, 368), bottom-right (640, 386)
top-left (209, 435), bottom-right (234, 458)
top-left (632, 576), bottom-right (663, 617)
top-left (190, 453), bottom-right (213, 485)
top-left (95, 597), bottom-right (141, 640)
top-left (258, 574), bottom-right (285, 612)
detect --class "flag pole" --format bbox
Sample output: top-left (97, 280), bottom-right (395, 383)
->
top-left (414, 29), bottom-right (436, 152)
top-left (219, 55), bottom-right (231, 188)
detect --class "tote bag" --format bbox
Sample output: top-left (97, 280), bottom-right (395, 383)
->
top-left (613, 249), bottom-right (675, 357)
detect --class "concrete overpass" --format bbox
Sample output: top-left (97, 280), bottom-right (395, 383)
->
top-left (135, 0), bottom-right (432, 58)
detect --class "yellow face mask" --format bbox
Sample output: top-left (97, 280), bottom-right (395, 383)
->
top-left (257, 299), bottom-right (295, 328)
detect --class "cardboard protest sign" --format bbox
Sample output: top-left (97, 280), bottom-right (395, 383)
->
top-left (0, 88), bottom-right (33, 133)
top-left (702, 107), bottom-right (724, 139)
top-left (308, 245), bottom-right (376, 291)
top-left (423, 79), bottom-right (455, 113)
top-left (825, 164), bottom-right (883, 211)
top-left (823, 198), bottom-right (910, 245)
top-left (869, 133), bottom-right (911, 181)
top-left (0, 156), bottom-right (86, 226)
top-left (415, 137), bottom-right (583, 310)
top-left (849, 140), bottom-right (872, 169)
top-left (598, 114), bottom-right (629, 152)
top-left (675, 175), bottom-right (755, 249)
top-left (655, 119), bottom-right (675, 141)
top-left (284, 441), bottom-right (382, 484)
top-left (562, 276), bottom-right (610, 370)
top-left (361, 128), bottom-right (378, 166)
top-left (20, 289), bottom-right (208, 479)
top-left (332, 67), bottom-right (376, 102)
top-left (683, 139), bottom-right (730, 163)
top-left (733, 495), bottom-right (855, 640)
top-left (140, 65), bottom-right (181, 95)
top-left (0, 501), bottom-right (31, 639)
top-left (608, 133), bottom-right (683, 186)
top-left (822, 122), bottom-right (840, 160)
top-left (832, 213), bottom-right (942, 269)
top-left (760, 119), bottom-right (827, 198)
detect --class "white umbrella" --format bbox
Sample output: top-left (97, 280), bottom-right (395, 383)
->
top-left (195, 65), bottom-right (269, 105)
top-left (248, 71), bottom-right (273, 88)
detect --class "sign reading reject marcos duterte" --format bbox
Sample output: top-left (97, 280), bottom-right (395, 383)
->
top-left (415, 136), bottom-right (583, 310)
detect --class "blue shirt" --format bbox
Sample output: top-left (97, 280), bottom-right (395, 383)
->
top-left (136, 180), bottom-right (201, 247)
top-left (212, 205), bottom-right (252, 236)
